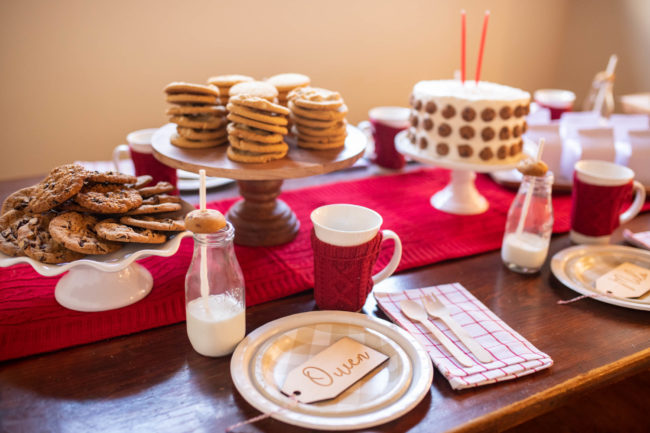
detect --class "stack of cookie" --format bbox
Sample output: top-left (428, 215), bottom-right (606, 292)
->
top-left (226, 94), bottom-right (290, 163)
top-left (207, 74), bottom-right (254, 107)
top-left (287, 87), bottom-right (349, 150)
top-left (228, 81), bottom-right (278, 103)
top-left (265, 73), bottom-right (311, 107)
top-left (164, 82), bottom-right (228, 149)
top-left (0, 164), bottom-right (188, 264)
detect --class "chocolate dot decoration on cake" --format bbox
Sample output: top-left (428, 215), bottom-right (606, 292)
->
top-left (442, 105), bottom-right (456, 119)
top-left (425, 101), bottom-right (437, 114)
top-left (497, 145), bottom-right (507, 159)
top-left (462, 107), bottom-right (476, 122)
top-left (499, 126), bottom-right (510, 140)
top-left (479, 147), bottom-right (494, 161)
top-left (499, 106), bottom-right (512, 120)
top-left (481, 127), bottom-right (495, 142)
top-left (408, 130), bottom-right (416, 144)
top-left (524, 103), bottom-right (531, 115)
top-left (436, 142), bottom-right (449, 156)
top-left (415, 99), bottom-right (423, 111)
top-left (522, 121), bottom-right (528, 134)
top-left (438, 123), bottom-right (452, 137)
top-left (459, 126), bottom-right (475, 139)
top-left (423, 117), bottom-right (434, 131)
top-left (419, 136), bottom-right (428, 149)
top-left (517, 139), bottom-right (524, 152)
top-left (509, 143), bottom-right (518, 156)
top-left (514, 105), bottom-right (525, 117)
top-left (481, 108), bottom-right (496, 122)
top-left (409, 112), bottom-right (418, 127)
top-left (458, 144), bottom-right (473, 158)
top-left (513, 125), bottom-right (521, 138)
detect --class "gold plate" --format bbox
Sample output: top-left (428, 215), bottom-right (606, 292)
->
top-left (551, 245), bottom-right (650, 311)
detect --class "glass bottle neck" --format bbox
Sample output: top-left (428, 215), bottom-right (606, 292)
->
top-left (192, 222), bottom-right (235, 246)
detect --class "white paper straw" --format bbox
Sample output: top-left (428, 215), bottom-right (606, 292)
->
top-left (198, 169), bottom-right (213, 318)
top-left (516, 138), bottom-right (545, 235)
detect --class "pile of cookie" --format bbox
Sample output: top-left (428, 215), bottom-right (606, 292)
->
top-left (0, 164), bottom-right (187, 264)
top-left (226, 92), bottom-right (291, 163)
top-left (165, 82), bottom-right (228, 149)
top-left (287, 87), bottom-right (348, 150)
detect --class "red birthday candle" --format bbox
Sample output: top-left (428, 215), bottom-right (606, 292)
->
top-left (461, 10), bottom-right (466, 84)
top-left (475, 10), bottom-right (490, 85)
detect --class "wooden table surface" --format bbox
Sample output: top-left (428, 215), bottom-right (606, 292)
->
top-left (1, 165), bottom-right (649, 433)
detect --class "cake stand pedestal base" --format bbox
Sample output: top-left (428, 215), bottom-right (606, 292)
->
top-left (55, 263), bottom-right (153, 312)
top-left (227, 180), bottom-right (300, 247)
top-left (431, 170), bottom-right (488, 215)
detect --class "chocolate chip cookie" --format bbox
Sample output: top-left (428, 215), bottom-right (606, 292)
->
top-left (74, 184), bottom-right (143, 214)
top-left (95, 220), bottom-right (167, 243)
top-left (28, 164), bottom-right (86, 213)
top-left (49, 212), bottom-right (122, 255)
top-left (1, 185), bottom-right (36, 215)
top-left (120, 215), bottom-right (186, 231)
top-left (16, 213), bottom-right (84, 264)
top-left (136, 181), bottom-right (175, 197)
top-left (0, 210), bottom-right (32, 256)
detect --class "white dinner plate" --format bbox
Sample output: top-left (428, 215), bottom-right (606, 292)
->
top-left (176, 169), bottom-right (233, 191)
top-left (551, 245), bottom-right (650, 311)
top-left (230, 311), bottom-right (433, 430)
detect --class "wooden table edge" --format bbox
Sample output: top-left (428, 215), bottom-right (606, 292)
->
top-left (447, 347), bottom-right (650, 433)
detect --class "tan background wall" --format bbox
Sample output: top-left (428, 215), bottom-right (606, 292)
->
top-left (0, 0), bottom-right (647, 180)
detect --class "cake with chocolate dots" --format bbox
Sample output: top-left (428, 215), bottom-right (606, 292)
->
top-left (406, 80), bottom-right (530, 164)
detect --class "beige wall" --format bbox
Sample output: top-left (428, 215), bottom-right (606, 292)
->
top-left (0, 0), bottom-right (646, 180)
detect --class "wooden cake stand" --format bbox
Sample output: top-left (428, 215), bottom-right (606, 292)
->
top-left (152, 123), bottom-right (366, 246)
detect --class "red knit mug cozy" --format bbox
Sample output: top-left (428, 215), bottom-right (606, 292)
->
top-left (311, 229), bottom-right (383, 312)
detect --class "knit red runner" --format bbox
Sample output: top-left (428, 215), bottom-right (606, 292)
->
top-left (1, 168), bottom-right (647, 361)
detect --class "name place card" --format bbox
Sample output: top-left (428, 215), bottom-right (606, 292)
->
top-left (281, 337), bottom-right (388, 404)
top-left (595, 262), bottom-right (650, 299)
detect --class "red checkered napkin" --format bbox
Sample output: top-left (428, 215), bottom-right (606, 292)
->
top-left (623, 229), bottom-right (650, 250)
top-left (374, 283), bottom-right (553, 390)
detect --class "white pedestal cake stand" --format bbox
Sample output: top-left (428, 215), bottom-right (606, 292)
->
top-left (0, 201), bottom-right (194, 312)
top-left (395, 130), bottom-right (525, 215)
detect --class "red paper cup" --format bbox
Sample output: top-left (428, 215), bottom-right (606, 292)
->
top-left (113, 128), bottom-right (178, 194)
top-left (310, 204), bottom-right (402, 311)
top-left (570, 160), bottom-right (646, 244)
top-left (359, 107), bottom-right (410, 170)
top-left (534, 89), bottom-right (575, 120)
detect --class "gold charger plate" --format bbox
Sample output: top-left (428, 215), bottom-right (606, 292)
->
top-left (551, 245), bottom-right (650, 311)
top-left (252, 322), bottom-right (412, 417)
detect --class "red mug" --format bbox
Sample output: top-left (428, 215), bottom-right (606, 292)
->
top-left (534, 89), bottom-right (576, 120)
top-left (359, 107), bottom-right (410, 170)
top-left (113, 128), bottom-right (178, 194)
top-left (310, 204), bottom-right (402, 311)
top-left (570, 160), bottom-right (646, 244)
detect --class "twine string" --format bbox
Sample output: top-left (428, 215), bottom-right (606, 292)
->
top-left (225, 393), bottom-right (300, 432)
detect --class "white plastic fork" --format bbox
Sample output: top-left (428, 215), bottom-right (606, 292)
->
top-left (422, 294), bottom-right (494, 364)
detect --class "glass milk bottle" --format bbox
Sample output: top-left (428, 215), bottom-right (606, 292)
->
top-left (501, 172), bottom-right (554, 273)
top-left (185, 222), bottom-right (245, 357)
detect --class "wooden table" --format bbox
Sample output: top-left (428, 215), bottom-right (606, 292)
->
top-left (1, 167), bottom-right (649, 432)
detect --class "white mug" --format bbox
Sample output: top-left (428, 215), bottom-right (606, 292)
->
top-left (310, 204), bottom-right (402, 284)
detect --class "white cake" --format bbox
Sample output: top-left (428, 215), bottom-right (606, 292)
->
top-left (407, 80), bottom-right (531, 164)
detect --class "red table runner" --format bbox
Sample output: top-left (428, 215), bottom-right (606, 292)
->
top-left (1, 168), bottom-right (646, 361)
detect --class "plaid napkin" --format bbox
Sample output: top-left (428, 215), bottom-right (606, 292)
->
top-left (374, 283), bottom-right (553, 390)
top-left (623, 229), bottom-right (650, 250)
